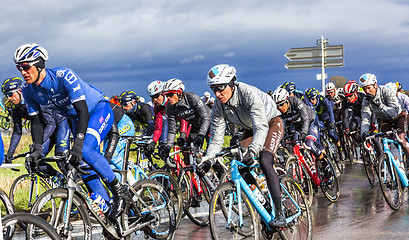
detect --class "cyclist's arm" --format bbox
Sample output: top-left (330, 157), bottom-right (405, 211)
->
top-left (378, 88), bottom-right (401, 118)
top-left (72, 100), bottom-right (90, 148)
top-left (30, 113), bottom-right (44, 145)
top-left (190, 94), bottom-right (210, 137)
top-left (323, 97), bottom-right (336, 124)
top-left (294, 98), bottom-right (310, 136)
top-left (8, 111), bottom-right (24, 156)
top-left (40, 107), bottom-right (57, 143)
top-left (341, 107), bottom-right (350, 130)
top-left (140, 104), bottom-right (155, 136)
top-left (361, 100), bottom-right (372, 135)
top-left (152, 106), bottom-right (163, 143)
top-left (206, 102), bottom-right (226, 157)
top-left (165, 107), bottom-right (177, 147)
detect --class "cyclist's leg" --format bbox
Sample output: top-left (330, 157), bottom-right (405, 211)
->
top-left (305, 119), bottom-right (323, 159)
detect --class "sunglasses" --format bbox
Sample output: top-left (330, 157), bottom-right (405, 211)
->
top-left (16, 60), bottom-right (39, 71)
top-left (165, 92), bottom-right (176, 97)
top-left (277, 101), bottom-right (287, 107)
top-left (121, 101), bottom-right (132, 107)
top-left (5, 91), bottom-right (16, 97)
top-left (151, 93), bottom-right (161, 99)
top-left (210, 84), bottom-right (228, 93)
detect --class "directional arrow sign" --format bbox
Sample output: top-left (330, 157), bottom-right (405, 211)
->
top-left (285, 59), bottom-right (344, 70)
top-left (284, 45), bottom-right (343, 61)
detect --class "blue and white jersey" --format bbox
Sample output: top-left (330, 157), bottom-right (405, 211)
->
top-left (22, 68), bottom-right (105, 120)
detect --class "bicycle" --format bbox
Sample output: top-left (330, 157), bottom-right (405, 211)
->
top-left (283, 132), bottom-right (340, 204)
top-left (320, 127), bottom-right (344, 174)
top-left (206, 145), bottom-right (312, 240)
top-left (360, 132), bottom-right (379, 186)
top-left (372, 130), bottom-right (408, 210)
top-left (29, 153), bottom-right (176, 239)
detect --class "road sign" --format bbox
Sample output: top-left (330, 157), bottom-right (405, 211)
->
top-left (285, 59), bottom-right (344, 70)
top-left (284, 45), bottom-right (343, 61)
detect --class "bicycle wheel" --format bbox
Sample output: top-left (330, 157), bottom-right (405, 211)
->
top-left (30, 188), bottom-right (92, 239)
top-left (147, 169), bottom-right (183, 227)
top-left (378, 154), bottom-right (402, 210)
top-left (0, 188), bottom-right (14, 216)
top-left (0, 116), bottom-right (10, 130)
top-left (2, 213), bottom-right (60, 240)
top-left (344, 135), bottom-right (355, 165)
top-left (319, 156), bottom-right (340, 202)
top-left (285, 157), bottom-right (314, 208)
top-left (362, 144), bottom-right (377, 186)
top-left (130, 179), bottom-right (176, 239)
top-left (275, 176), bottom-right (313, 240)
top-left (182, 167), bottom-right (211, 227)
top-left (9, 173), bottom-right (51, 211)
top-left (209, 181), bottom-right (259, 240)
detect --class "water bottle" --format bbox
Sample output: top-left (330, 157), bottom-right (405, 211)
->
top-left (258, 174), bottom-right (268, 193)
top-left (90, 192), bottom-right (109, 214)
top-left (250, 184), bottom-right (265, 205)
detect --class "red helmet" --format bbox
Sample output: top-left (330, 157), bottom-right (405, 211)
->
top-left (343, 81), bottom-right (358, 97)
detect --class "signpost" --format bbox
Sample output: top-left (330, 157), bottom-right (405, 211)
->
top-left (284, 36), bottom-right (344, 93)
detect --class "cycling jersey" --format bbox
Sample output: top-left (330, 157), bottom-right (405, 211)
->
top-left (397, 92), bottom-right (409, 113)
top-left (125, 102), bottom-right (154, 136)
top-left (280, 96), bottom-right (315, 136)
top-left (326, 88), bottom-right (344, 111)
top-left (165, 92), bottom-right (211, 147)
top-left (312, 95), bottom-right (336, 125)
top-left (152, 99), bottom-right (169, 144)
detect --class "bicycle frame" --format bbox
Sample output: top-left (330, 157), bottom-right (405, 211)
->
top-left (290, 142), bottom-right (321, 186)
top-left (381, 137), bottom-right (408, 187)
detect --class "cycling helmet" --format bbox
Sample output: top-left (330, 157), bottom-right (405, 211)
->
top-left (139, 96), bottom-right (145, 103)
top-left (343, 81), bottom-right (358, 96)
top-left (272, 88), bottom-right (289, 104)
top-left (305, 88), bottom-right (318, 99)
top-left (207, 64), bottom-right (236, 86)
top-left (385, 82), bottom-right (398, 93)
top-left (325, 82), bottom-right (336, 92)
top-left (163, 78), bottom-right (185, 93)
top-left (359, 73), bottom-right (377, 87)
top-left (2, 77), bottom-right (23, 94)
top-left (396, 82), bottom-right (402, 92)
top-left (204, 91), bottom-right (211, 98)
top-left (284, 82), bottom-right (296, 94)
top-left (14, 43), bottom-right (49, 64)
top-left (119, 90), bottom-right (138, 104)
top-left (147, 80), bottom-right (164, 96)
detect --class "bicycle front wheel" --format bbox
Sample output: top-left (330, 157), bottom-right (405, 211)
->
top-left (285, 157), bottom-right (314, 207)
top-left (30, 188), bottom-right (92, 240)
top-left (378, 154), bottom-right (403, 210)
top-left (362, 144), bottom-right (377, 186)
top-left (319, 156), bottom-right (340, 202)
top-left (209, 181), bottom-right (259, 240)
top-left (9, 174), bottom-right (51, 211)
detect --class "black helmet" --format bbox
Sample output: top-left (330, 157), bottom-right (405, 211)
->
top-left (2, 77), bottom-right (23, 94)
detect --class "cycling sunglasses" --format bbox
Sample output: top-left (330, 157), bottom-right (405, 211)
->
top-left (165, 92), bottom-right (177, 97)
top-left (5, 91), bottom-right (16, 97)
top-left (16, 60), bottom-right (39, 71)
top-left (210, 84), bottom-right (228, 93)
top-left (276, 100), bottom-right (287, 107)
top-left (150, 93), bottom-right (161, 99)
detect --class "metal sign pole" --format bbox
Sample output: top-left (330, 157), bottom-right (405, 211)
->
top-left (320, 36), bottom-right (326, 94)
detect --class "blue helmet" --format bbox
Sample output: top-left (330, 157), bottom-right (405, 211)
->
top-left (305, 88), bottom-right (319, 100)
top-left (1, 77), bottom-right (23, 94)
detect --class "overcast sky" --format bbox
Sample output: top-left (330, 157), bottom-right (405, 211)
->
top-left (1, 0), bottom-right (408, 99)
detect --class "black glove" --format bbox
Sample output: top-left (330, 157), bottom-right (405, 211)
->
top-left (329, 122), bottom-right (335, 130)
top-left (158, 145), bottom-right (171, 160)
top-left (299, 133), bottom-right (307, 143)
top-left (68, 145), bottom-right (83, 167)
top-left (197, 160), bottom-right (211, 176)
top-left (4, 152), bottom-right (13, 164)
top-left (29, 144), bottom-right (43, 173)
top-left (176, 137), bottom-right (185, 147)
top-left (358, 132), bottom-right (368, 143)
top-left (194, 135), bottom-right (204, 147)
top-left (230, 133), bottom-right (242, 146)
top-left (242, 149), bottom-right (256, 166)
top-left (145, 140), bottom-right (156, 153)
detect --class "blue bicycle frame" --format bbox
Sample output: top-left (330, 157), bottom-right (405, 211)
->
top-left (381, 136), bottom-right (408, 187)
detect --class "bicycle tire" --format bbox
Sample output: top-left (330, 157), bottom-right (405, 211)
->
top-left (276, 176), bottom-right (313, 240)
top-left (0, 116), bottom-right (10, 130)
top-left (285, 157), bottom-right (314, 207)
top-left (181, 166), bottom-right (211, 227)
top-left (147, 169), bottom-right (183, 228)
top-left (209, 181), bottom-right (259, 240)
top-left (344, 135), bottom-right (355, 165)
top-left (130, 179), bottom-right (176, 239)
top-left (2, 213), bottom-right (60, 240)
top-left (30, 188), bottom-right (92, 240)
top-left (362, 143), bottom-right (377, 186)
top-left (0, 188), bottom-right (14, 216)
top-left (9, 173), bottom-right (52, 211)
top-left (319, 155), bottom-right (340, 202)
top-left (378, 154), bottom-right (403, 210)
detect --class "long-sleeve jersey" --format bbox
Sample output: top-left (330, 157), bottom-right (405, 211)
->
top-left (125, 102), bottom-right (154, 136)
top-left (280, 96), bottom-right (315, 136)
top-left (312, 95), bottom-right (336, 124)
top-left (165, 92), bottom-right (211, 147)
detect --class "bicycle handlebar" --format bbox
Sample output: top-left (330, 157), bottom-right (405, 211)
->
top-left (198, 145), bottom-right (240, 164)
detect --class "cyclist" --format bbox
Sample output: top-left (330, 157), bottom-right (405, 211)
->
top-left (305, 88), bottom-right (345, 160)
top-left (359, 73), bottom-right (409, 159)
top-left (158, 78), bottom-right (211, 158)
top-left (14, 43), bottom-right (129, 220)
top-left (145, 80), bottom-right (170, 154)
top-left (385, 82), bottom-right (409, 113)
top-left (282, 81), bottom-right (312, 107)
top-left (119, 90), bottom-right (154, 136)
top-left (1, 76), bottom-right (70, 182)
top-left (202, 64), bottom-right (286, 228)
top-left (325, 82), bottom-right (345, 124)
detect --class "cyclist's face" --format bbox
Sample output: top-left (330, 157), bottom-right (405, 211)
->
top-left (277, 101), bottom-right (289, 113)
top-left (122, 101), bottom-right (134, 111)
top-left (17, 63), bottom-right (38, 84)
top-left (152, 94), bottom-right (164, 106)
top-left (213, 85), bottom-right (233, 104)
top-left (7, 90), bottom-right (22, 105)
top-left (167, 92), bottom-right (179, 105)
top-left (363, 84), bottom-right (377, 96)
top-left (327, 90), bottom-right (336, 98)
top-left (346, 92), bottom-right (357, 103)
top-left (310, 97), bottom-right (317, 105)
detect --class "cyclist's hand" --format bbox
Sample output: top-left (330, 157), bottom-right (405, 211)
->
top-left (158, 145), bottom-right (171, 160)
top-left (365, 94), bottom-right (381, 107)
top-left (358, 132), bottom-right (368, 143)
top-left (242, 149), bottom-right (256, 166)
top-left (4, 152), bottom-right (13, 164)
top-left (29, 143), bottom-right (43, 172)
top-left (329, 122), bottom-right (335, 129)
top-left (176, 137), bottom-right (185, 147)
top-left (194, 134), bottom-right (204, 147)
top-left (68, 145), bottom-right (82, 167)
top-left (230, 133), bottom-right (241, 146)
top-left (145, 140), bottom-right (156, 153)
top-left (197, 160), bottom-right (211, 176)
top-left (299, 133), bottom-right (307, 143)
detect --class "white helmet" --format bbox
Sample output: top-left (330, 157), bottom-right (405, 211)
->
top-left (207, 64), bottom-right (236, 86)
top-left (272, 88), bottom-right (289, 104)
top-left (359, 73), bottom-right (377, 87)
top-left (204, 91), bottom-right (211, 98)
top-left (139, 96), bottom-right (145, 103)
top-left (164, 78), bottom-right (185, 93)
top-left (147, 80), bottom-right (164, 96)
top-left (14, 43), bottom-right (49, 64)
top-left (385, 82), bottom-right (398, 93)
top-left (325, 82), bottom-right (336, 92)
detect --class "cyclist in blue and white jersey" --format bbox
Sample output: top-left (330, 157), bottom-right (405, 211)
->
top-left (282, 81), bottom-right (312, 107)
top-left (14, 43), bottom-right (129, 220)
